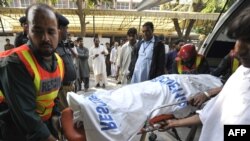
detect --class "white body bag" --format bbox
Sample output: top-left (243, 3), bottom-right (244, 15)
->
top-left (67, 74), bottom-right (222, 141)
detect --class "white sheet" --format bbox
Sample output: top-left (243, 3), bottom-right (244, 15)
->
top-left (67, 74), bottom-right (223, 141)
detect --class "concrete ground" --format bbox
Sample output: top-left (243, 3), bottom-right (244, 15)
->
top-left (77, 74), bottom-right (201, 141)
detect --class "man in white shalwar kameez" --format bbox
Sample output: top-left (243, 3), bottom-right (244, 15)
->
top-left (90, 37), bottom-right (108, 88)
top-left (110, 42), bottom-right (118, 77)
top-left (165, 7), bottom-right (250, 141)
top-left (117, 27), bottom-right (138, 84)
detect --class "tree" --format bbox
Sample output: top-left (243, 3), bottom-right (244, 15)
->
top-left (195, 0), bottom-right (236, 35)
top-left (75, 0), bottom-right (114, 37)
top-left (161, 0), bottom-right (235, 40)
top-left (0, 0), bottom-right (10, 7)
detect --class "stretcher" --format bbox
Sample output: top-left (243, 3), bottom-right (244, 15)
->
top-left (59, 74), bottom-right (222, 141)
top-left (59, 101), bottom-right (198, 141)
top-left (137, 100), bottom-right (199, 141)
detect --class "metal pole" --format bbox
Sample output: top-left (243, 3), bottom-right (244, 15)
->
top-left (139, 16), bottom-right (142, 33)
top-left (0, 17), bottom-right (5, 33)
top-left (93, 15), bottom-right (95, 37)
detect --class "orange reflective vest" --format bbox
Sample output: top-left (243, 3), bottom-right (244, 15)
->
top-left (176, 55), bottom-right (202, 74)
top-left (0, 45), bottom-right (64, 121)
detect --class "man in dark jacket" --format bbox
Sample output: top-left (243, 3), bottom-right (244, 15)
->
top-left (128, 22), bottom-right (165, 83)
top-left (55, 13), bottom-right (77, 111)
top-left (14, 16), bottom-right (29, 47)
top-left (165, 39), bottom-right (185, 73)
top-left (211, 49), bottom-right (240, 83)
top-left (76, 37), bottom-right (90, 92)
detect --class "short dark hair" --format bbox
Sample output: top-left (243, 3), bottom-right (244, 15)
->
top-left (5, 38), bottom-right (10, 42)
top-left (55, 13), bottom-right (69, 27)
top-left (227, 7), bottom-right (250, 41)
top-left (143, 22), bottom-right (154, 31)
top-left (77, 37), bottom-right (83, 41)
top-left (159, 34), bottom-right (165, 41)
top-left (174, 39), bottom-right (185, 45)
top-left (93, 37), bottom-right (99, 42)
top-left (127, 27), bottom-right (137, 35)
top-left (19, 16), bottom-right (27, 25)
top-left (25, 4), bottom-right (55, 25)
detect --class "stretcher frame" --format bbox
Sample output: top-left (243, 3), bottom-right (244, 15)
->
top-left (59, 100), bottom-right (199, 141)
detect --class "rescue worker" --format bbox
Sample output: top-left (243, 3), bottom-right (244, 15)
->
top-left (55, 13), bottom-right (77, 111)
top-left (0, 4), bottom-right (63, 141)
top-left (211, 49), bottom-right (240, 83)
top-left (172, 44), bottom-right (210, 74)
top-left (14, 16), bottom-right (29, 47)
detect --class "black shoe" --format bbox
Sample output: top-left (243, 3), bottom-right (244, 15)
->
top-left (95, 83), bottom-right (100, 87)
top-left (102, 84), bottom-right (105, 88)
top-left (117, 81), bottom-right (121, 84)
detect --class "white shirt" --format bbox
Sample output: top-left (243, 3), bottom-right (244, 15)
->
top-left (199, 65), bottom-right (250, 141)
top-left (90, 45), bottom-right (108, 75)
top-left (131, 36), bottom-right (155, 83)
top-left (110, 47), bottom-right (117, 63)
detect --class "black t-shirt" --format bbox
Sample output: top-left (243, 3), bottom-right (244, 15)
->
top-left (14, 32), bottom-right (29, 47)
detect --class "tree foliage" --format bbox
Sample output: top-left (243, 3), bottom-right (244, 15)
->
top-left (0, 0), bottom-right (10, 7)
top-left (161, 0), bottom-right (236, 39)
top-left (195, 0), bottom-right (236, 35)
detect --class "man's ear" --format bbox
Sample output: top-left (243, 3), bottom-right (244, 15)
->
top-left (57, 29), bottom-right (61, 40)
top-left (27, 25), bottom-right (30, 39)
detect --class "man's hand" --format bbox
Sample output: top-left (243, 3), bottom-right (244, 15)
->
top-left (189, 92), bottom-right (209, 108)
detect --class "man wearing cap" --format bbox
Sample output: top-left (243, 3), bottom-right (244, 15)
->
top-left (14, 16), bottom-right (29, 47)
top-left (55, 13), bottom-right (77, 111)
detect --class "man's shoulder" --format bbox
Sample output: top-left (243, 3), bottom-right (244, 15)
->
top-left (15, 32), bottom-right (24, 38)
top-left (0, 53), bottom-right (21, 67)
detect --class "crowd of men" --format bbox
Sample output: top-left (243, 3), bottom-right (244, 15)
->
top-left (0, 3), bottom-right (249, 141)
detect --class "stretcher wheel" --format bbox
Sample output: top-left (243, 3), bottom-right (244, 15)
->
top-left (61, 108), bottom-right (86, 141)
top-left (148, 132), bottom-right (157, 141)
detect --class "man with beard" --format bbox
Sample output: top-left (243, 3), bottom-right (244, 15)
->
top-left (116, 27), bottom-right (138, 84)
top-left (76, 37), bottom-right (90, 92)
top-left (158, 7), bottom-right (250, 141)
top-left (90, 37), bottom-right (108, 88)
top-left (129, 22), bottom-right (165, 83)
top-left (14, 16), bottom-right (29, 47)
top-left (0, 4), bottom-right (63, 141)
top-left (55, 13), bottom-right (77, 110)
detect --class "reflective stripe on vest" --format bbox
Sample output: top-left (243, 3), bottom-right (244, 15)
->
top-left (232, 58), bottom-right (240, 73)
top-left (1, 45), bottom-right (64, 121)
top-left (177, 55), bottom-right (202, 74)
